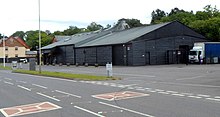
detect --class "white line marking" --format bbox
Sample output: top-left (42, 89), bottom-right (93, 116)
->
top-left (214, 96), bottom-right (220, 98)
top-left (136, 88), bottom-right (145, 91)
top-left (157, 92), bottom-right (170, 94)
top-left (114, 73), bottom-right (156, 78)
top-left (147, 90), bottom-right (157, 93)
top-left (99, 102), bottom-right (155, 117)
top-left (166, 91), bottom-right (178, 93)
top-left (197, 94), bottom-right (210, 97)
top-left (127, 87), bottom-right (134, 89)
top-left (32, 84), bottom-right (48, 89)
top-left (206, 98), bottom-right (220, 101)
top-left (188, 96), bottom-right (202, 99)
top-left (4, 81), bottom-right (14, 85)
top-left (74, 106), bottom-right (105, 117)
top-left (180, 93), bottom-right (193, 96)
top-left (0, 109), bottom-right (8, 117)
top-left (171, 94), bottom-right (185, 97)
top-left (17, 85), bottom-right (31, 91)
top-left (55, 90), bottom-right (81, 98)
top-left (16, 80), bottom-right (27, 83)
top-left (37, 92), bottom-right (60, 101)
top-left (4, 78), bottom-right (12, 80)
top-left (155, 89), bottom-right (164, 92)
top-left (176, 76), bottom-right (204, 80)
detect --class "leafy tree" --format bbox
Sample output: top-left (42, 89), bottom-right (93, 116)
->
top-left (87, 22), bottom-right (103, 31)
top-left (119, 18), bottom-right (143, 28)
top-left (151, 9), bottom-right (166, 24)
top-left (25, 30), bottom-right (53, 50)
top-left (11, 31), bottom-right (26, 40)
top-left (63, 26), bottom-right (82, 35)
top-left (53, 31), bottom-right (64, 35)
top-left (168, 8), bottom-right (186, 16)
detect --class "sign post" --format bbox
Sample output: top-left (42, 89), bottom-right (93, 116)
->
top-left (106, 62), bottom-right (113, 77)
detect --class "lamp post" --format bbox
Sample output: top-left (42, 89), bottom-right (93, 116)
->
top-left (38, 0), bottom-right (42, 73)
top-left (2, 34), bottom-right (5, 67)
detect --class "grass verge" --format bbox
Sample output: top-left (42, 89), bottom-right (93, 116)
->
top-left (0, 65), bottom-right (12, 70)
top-left (13, 69), bottom-right (120, 81)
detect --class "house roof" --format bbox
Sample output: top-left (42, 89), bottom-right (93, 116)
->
top-left (0, 36), bottom-right (30, 49)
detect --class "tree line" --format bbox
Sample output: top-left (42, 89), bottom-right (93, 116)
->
top-left (151, 5), bottom-right (220, 41)
top-left (1, 5), bottom-right (219, 50)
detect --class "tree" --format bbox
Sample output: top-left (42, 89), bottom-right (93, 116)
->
top-left (25, 30), bottom-right (53, 50)
top-left (119, 18), bottom-right (143, 28)
top-left (151, 9), bottom-right (166, 24)
top-left (63, 26), bottom-right (82, 35)
top-left (87, 22), bottom-right (103, 31)
top-left (12, 31), bottom-right (26, 40)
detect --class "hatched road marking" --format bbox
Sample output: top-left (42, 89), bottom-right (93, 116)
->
top-left (92, 91), bottom-right (149, 101)
top-left (0, 102), bottom-right (61, 117)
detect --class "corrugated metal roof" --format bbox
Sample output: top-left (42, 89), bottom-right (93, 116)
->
top-left (41, 22), bottom-right (170, 50)
top-left (77, 22), bottom-right (170, 47)
top-left (41, 36), bottom-right (71, 50)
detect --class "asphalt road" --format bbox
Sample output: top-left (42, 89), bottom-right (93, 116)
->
top-left (1, 64), bottom-right (220, 117)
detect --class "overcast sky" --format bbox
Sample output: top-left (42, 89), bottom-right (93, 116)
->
top-left (0, 0), bottom-right (219, 36)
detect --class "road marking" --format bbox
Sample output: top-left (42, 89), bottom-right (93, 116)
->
top-left (188, 96), bottom-right (202, 99)
top-left (181, 93), bottom-right (193, 96)
top-left (214, 96), bottom-right (220, 98)
top-left (197, 94), bottom-right (210, 98)
top-left (206, 98), bottom-right (220, 101)
top-left (32, 84), bottom-right (48, 89)
top-left (176, 76), bottom-right (204, 80)
top-left (155, 89), bottom-right (164, 92)
top-left (146, 90), bottom-right (157, 93)
top-left (4, 78), bottom-right (12, 81)
top-left (127, 87), bottom-right (134, 89)
top-left (157, 92), bottom-right (170, 94)
top-left (0, 102), bottom-right (61, 117)
top-left (154, 81), bottom-right (220, 88)
top-left (99, 102), bottom-right (155, 117)
top-left (17, 85), bottom-right (31, 91)
top-left (93, 91), bottom-right (149, 101)
top-left (114, 73), bottom-right (156, 78)
top-left (16, 80), bottom-right (27, 84)
top-left (136, 88), bottom-right (145, 91)
top-left (74, 106), bottom-right (105, 117)
top-left (171, 94), bottom-right (185, 97)
top-left (4, 81), bottom-right (14, 85)
top-left (37, 92), bottom-right (60, 101)
top-left (55, 90), bottom-right (81, 98)
top-left (166, 91), bottom-right (178, 93)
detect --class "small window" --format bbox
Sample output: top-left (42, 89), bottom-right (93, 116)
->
top-left (15, 46), bottom-right (18, 50)
top-left (5, 54), bottom-right (8, 58)
top-left (15, 54), bottom-right (18, 57)
top-left (5, 46), bottom-right (8, 51)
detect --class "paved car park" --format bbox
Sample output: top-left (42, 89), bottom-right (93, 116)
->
top-left (1, 64), bottom-right (220, 116)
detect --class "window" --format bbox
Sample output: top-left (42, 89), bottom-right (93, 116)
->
top-left (5, 46), bottom-right (8, 51)
top-left (15, 46), bottom-right (18, 50)
top-left (15, 54), bottom-right (18, 58)
top-left (5, 54), bottom-right (8, 58)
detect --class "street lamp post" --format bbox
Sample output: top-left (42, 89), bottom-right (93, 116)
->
top-left (2, 34), bottom-right (5, 67)
top-left (38, 0), bottom-right (42, 73)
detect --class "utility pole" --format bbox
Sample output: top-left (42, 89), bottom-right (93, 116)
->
top-left (38, 0), bottom-right (42, 73)
top-left (3, 34), bottom-right (5, 67)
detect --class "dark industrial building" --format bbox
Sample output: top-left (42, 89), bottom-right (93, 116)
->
top-left (42, 21), bottom-right (207, 66)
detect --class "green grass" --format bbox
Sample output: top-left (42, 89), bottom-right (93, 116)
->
top-left (0, 65), bottom-right (12, 70)
top-left (13, 69), bottom-right (120, 81)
